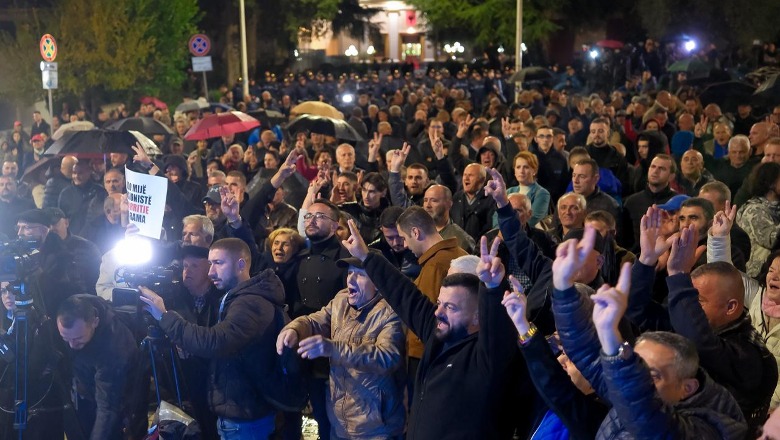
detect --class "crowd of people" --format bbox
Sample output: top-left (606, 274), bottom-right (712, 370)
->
top-left (2, 55), bottom-right (780, 440)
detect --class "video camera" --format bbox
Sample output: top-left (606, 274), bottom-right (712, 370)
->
top-left (112, 264), bottom-right (181, 308)
top-left (0, 239), bottom-right (40, 283)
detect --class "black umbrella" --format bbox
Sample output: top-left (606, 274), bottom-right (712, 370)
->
top-left (44, 130), bottom-right (163, 158)
top-left (286, 114), bottom-right (364, 141)
top-left (699, 81), bottom-right (756, 112)
top-left (508, 66), bottom-right (554, 83)
top-left (247, 109), bottom-right (287, 129)
top-left (104, 117), bottom-right (174, 136)
top-left (175, 100), bottom-right (209, 113)
top-left (753, 74), bottom-right (780, 108)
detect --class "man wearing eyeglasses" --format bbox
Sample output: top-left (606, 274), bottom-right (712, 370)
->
top-left (532, 125), bottom-right (569, 202)
top-left (292, 199), bottom-right (350, 440)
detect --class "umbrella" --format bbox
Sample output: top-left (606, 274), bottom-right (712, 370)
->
top-left (21, 156), bottom-right (56, 185)
top-left (44, 129), bottom-right (162, 158)
top-left (183, 111), bottom-right (260, 141)
top-left (51, 120), bottom-right (95, 140)
top-left (753, 74), bottom-right (780, 107)
top-left (104, 117), bottom-right (174, 136)
top-left (140, 96), bottom-right (168, 110)
top-left (175, 100), bottom-right (209, 113)
top-left (209, 102), bottom-right (234, 113)
top-left (699, 81), bottom-right (756, 112)
top-left (508, 66), bottom-right (554, 84)
top-left (247, 109), bottom-right (287, 129)
top-left (286, 114), bottom-right (364, 141)
top-left (667, 58), bottom-right (710, 79)
top-left (291, 101), bottom-right (344, 119)
top-left (595, 39), bottom-right (624, 49)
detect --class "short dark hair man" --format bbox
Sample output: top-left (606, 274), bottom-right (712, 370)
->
top-left (57, 294), bottom-right (146, 439)
top-left (369, 206), bottom-right (421, 279)
top-left (140, 238), bottom-right (286, 438)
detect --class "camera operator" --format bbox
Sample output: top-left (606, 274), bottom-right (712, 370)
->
top-left (56, 294), bottom-right (147, 440)
top-left (0, 281), bottom-right (65, 440)
top-left (17, 208), bottom-right (92, 316)
top-left (165, 244), bottom-right (222, 440)
top-left (139, 238), bottom-right (285, 439)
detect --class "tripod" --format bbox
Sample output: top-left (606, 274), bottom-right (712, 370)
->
top-left (141, 323), bottom-right (184, 408)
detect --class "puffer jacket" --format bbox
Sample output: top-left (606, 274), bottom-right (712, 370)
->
top-left (552, 285), bottom-right (748, 440)
top-left (736, 197), bottom-right (780, 277)
top-left (284, 290), bottom-right (406, 439)
top-left (159, 269), bottom-right (284, 420)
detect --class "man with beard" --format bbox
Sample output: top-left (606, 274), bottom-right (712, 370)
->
top-left (43, 155), bottom-right (78, 209)
top-left (586, 118), bottom-right (629, 193)
top-left (58, 161), bottom-right (107, 234)
top-left (0, 175), bottom-right (35, 238)
top-left (341, 220), bottom-right (521, 439)
top-left (423, 185), bottom-right (475, 253)
top-left (340, 172), bottom-right (390, 244)
top-left (330, 172), bottom-right (358, 206)
top-left (294, 199), bottom-right (351, 440)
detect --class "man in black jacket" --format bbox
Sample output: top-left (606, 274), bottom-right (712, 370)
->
top-left (58, 161), bottom-right (107, 234)
top-left (368, 206), bottom-right (421, 279)
top-left (140, 238), bottom-right (284, 439)
top-left (450, 163), bottom-right (495, 242)
top-left (57, 294), bottom-right (146, 440)
top-left (622, 154), bottom-right (677, 249)
top-left (341, 219), bottom-right (525, 439)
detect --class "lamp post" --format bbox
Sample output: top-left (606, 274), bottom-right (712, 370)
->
top-left (239, 0), bottom-right (249, 98)
top-left (514, 0), bottom-right (523, 102)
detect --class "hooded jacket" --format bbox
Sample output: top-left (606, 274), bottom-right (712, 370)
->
top-left (159, 269), bottom-right (285, 420)
top-left (736, 197), bottom-right (780, 277)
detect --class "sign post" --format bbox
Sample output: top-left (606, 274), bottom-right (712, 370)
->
top-left (39, 34), bottom-right (58, 117)
top-left (188, 34), bottom-right (212, 99)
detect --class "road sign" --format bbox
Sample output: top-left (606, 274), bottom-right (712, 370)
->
top-left (188, 34), bottom-right (211, 57)
top-left (192, 56), bottom-right (213, 72)
top-left (40, 34), bottom-right (57, 62)
top-left (41, 62), bottom-right (58, 89)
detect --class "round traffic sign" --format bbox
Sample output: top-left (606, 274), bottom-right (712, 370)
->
top-left (188, 34), bottom-right (211, 57)
top-left (40, 34), bottom-right (57, 62)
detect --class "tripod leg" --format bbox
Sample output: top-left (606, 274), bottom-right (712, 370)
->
top-left (167, 345), bottom-right (184, 408)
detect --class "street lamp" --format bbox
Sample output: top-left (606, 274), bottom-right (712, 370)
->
top-left (345, 45), bottom-right (359, 57)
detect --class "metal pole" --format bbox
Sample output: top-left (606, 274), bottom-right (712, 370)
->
top-left (202, 71), bottom-right (209, 99)
top-left (47, 90), bottom-right (54, 120)
top-left (239, 0), bottom-right (249, 99)
top-left (514, 0), bottom-right (523, 103)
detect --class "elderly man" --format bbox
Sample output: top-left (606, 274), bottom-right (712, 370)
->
top-left (699, 135), bottom-right (756, 197)
top-left (43, 155), bottom-right (78, 209)
top-left (423, 185), bottom-right (476, 253)
top-left (277, 255), bottom-right (406, 440)
top-left (58, 161), bottom-right (107, 236)
top-left (672, 150), bottom-right (713, 196)
top-left (450, 163), bottom-right (494, 242)
top-left (335, 143), bottom-right (360, 174)
top-left (750, 122), bottom-right (772, 157)
top-left (548, 192), bottom-right (587, 245)
top-left (0, 175), bottom-right (35, 238)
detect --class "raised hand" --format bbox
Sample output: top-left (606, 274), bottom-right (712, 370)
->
top-left (591, 262), bottom-right (631, 355)
top-left (501, 276), bottom-right (530, 335)
top-left (710, 200), bottom-right (737, 238)
top-left (666, 224), bottom-right (701, 276)
top-left (483, 167), bottom-right (509, 208)
top-left (694, 115), bottom-right (708, 138)
top-left (131, 142), bottom-right (152, 168)
top-left (219, 186), bottom-right (240, 223)
top-left (342, 219), bottom-right (369, 262)
top-left (552, 226), bottom-right (597, 290)
top-left (431, 134), bottom-right (445, 160)
top-left (638, 205), bottom-right (674, 267)
top-left (297, 335), bottom-right (333, 359)
top-left (389, 143), bottom-right (411, 173)
top-left (368, 132), bottom-right (382, 162)
top-left (276, 328), bottom-right (299, 355)
top-left (500, 117), bottom-right (511, 138)
top-left (457, 114), bottom-right (475, 138)
top-left (476, 236), bottom-right (505, 288)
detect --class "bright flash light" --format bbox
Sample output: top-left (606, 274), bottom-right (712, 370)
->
top-left (366, 45), bottom-right (375, 55)
top-left (521, 43), bottom-right (528, 52)
top-left (684, 40), bottom-right (696, 52)
top-left (341, 94), bottom-right (354, 104)
top-left (293, 49), bottom-right (299, 57)
top-left (589, 49), bottom-right (599, 60)
top-left (114, 237), bottom-right (153, 266)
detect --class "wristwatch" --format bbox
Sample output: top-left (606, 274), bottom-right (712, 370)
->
top-left (602, 341), bottom-right (633, 362)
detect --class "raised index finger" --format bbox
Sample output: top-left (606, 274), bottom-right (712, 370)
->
top-left (615, 262), bottom-right (632, 295)
top-left (347, 219), bottom-right (362, 239)
top-left (489, 236), bottom-right (502, 258)
top-left (479, 235), bottom-right (489, 261)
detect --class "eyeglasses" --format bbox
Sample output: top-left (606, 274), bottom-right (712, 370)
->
top-left (303, 212), bottom-right (336, 222)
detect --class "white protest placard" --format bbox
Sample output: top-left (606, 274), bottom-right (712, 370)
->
top-left (125, 167), bottom-right (168, 239)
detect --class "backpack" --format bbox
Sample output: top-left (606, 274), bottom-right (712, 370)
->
top-left (240, 301), bottom-right (309, 413)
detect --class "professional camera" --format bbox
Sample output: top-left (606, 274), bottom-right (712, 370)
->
top-left (112, 264), bottom-right (181, 308)
top-left (0, 239), bottom-right (40, 283)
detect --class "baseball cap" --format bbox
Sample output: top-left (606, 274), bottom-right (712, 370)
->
top-left (657, 195), bottom-right (690, 212)
top-left (31, 134), bottom-right (44, 142)
top-left (202, 186), bottom-right (222, 204)
top-left (17, 209), bottom-right (50, 226)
